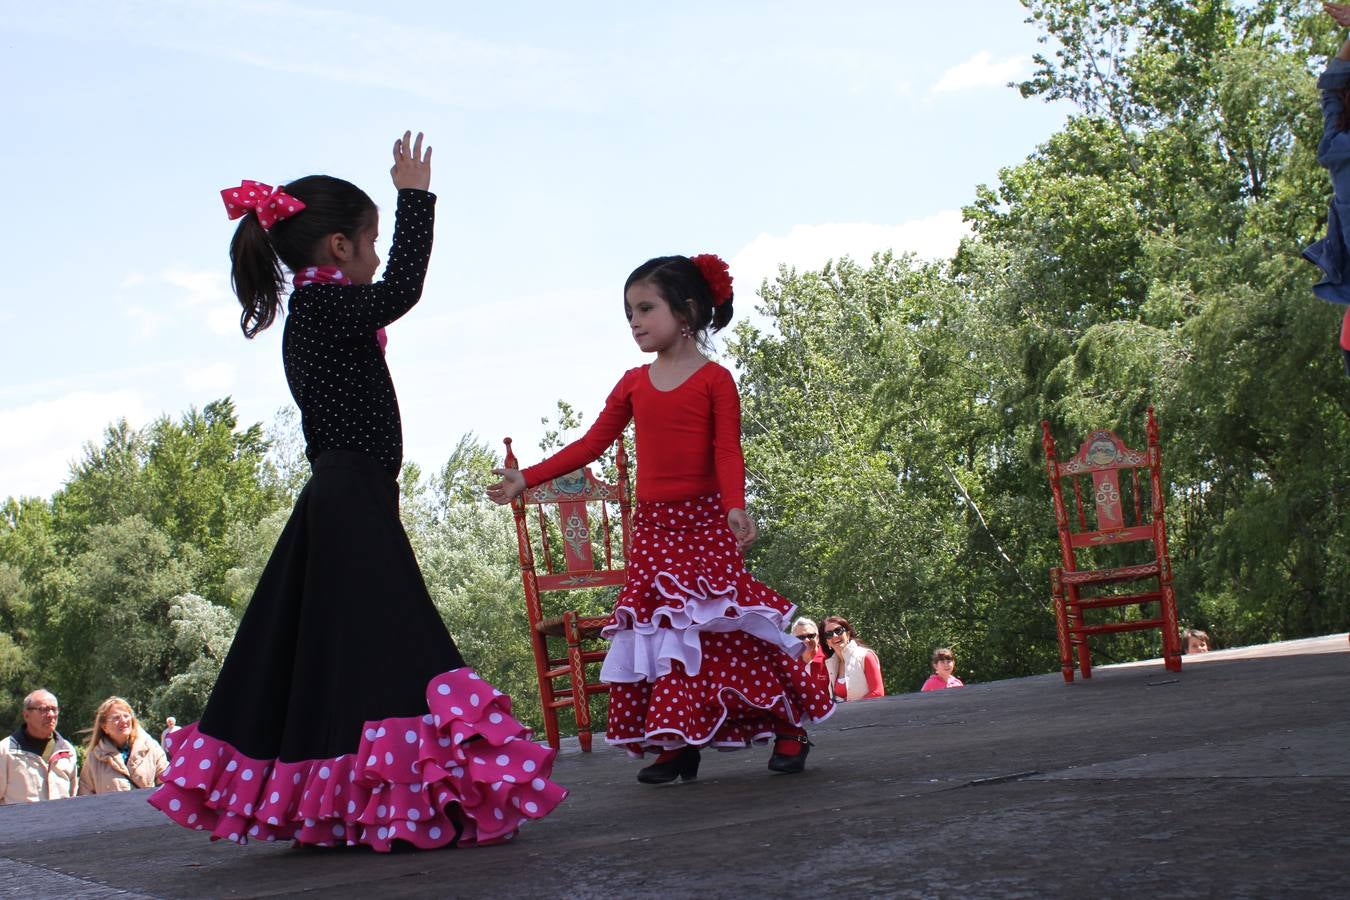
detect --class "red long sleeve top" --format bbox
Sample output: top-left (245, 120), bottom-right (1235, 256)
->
top-left (832, 653), bottom-right (885, 700)
top-left (520, 363), bottom-right (747, 513)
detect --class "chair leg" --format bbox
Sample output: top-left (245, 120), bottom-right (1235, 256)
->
top-left (563, 612), bottom-right (594, 753)
top-left (1069, 586), bottom-right (1092, 679)
top-left (1160, 578), bottom-right (1182, 672)
top-left (539, 693), bottom-right (561, 750)
top-left (531, 634), bottom-right (562, 750)
top-left (1052, 569), bottom-right (1073, 683)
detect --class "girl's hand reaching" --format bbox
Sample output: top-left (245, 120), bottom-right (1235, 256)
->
top-left (1328, 2), bottom-right (1350, 27)
top-left (487, 468), bottom-right (526, 505)
top-left (391, 131), bottom-right (432, 191)
top-left (727, 508), bottom-right (758, 550)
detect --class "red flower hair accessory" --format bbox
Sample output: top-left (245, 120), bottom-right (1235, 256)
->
top-left (221, 180), bottom-right (306, 230)
top-left (690, 253), bottom-right (733, 306)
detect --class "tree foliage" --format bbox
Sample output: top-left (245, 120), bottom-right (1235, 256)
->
top-left (726, 0), bottom-right (1348, 691)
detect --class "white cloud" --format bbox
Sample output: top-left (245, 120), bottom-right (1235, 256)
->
top-left (182, 362), bottom-right (237, 394)
top-left (207, 305), bottom-right (241, 337)
top-left (114, 267), bottom-right (237, 338)
top-left (730, 210), bottom-right (970, 300)
top-left (931, 50), bottom-right (1028, 94)
top-left (0, 390), bottom-right (154, 499)
top-left (158, 268), bottom-right (238, 335)
top-left (17, 2), bottom-right (591, 111)
top-left (126, 304), bottom-right (166, 339)
top-left (163, 268), bottom-right (231, 308)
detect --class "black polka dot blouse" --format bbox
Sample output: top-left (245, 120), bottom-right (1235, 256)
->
top-left (282, 188), bottom-right (436, 478)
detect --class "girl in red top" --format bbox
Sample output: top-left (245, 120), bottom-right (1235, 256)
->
top-left (489, 254), bottom-right (834, 783)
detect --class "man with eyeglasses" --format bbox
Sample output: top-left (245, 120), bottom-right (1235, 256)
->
top-left (0, 689), bottom-right (78, 803)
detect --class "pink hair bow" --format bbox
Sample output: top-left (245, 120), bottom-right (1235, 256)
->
top-left (220, 180), bottom-right (306, 230)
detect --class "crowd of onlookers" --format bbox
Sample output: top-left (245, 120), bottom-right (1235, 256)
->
top-left (0, 689), bottom-right (173, 805)
top-left (789, 616), bottom-right (967, 702)
top-left (783, 620), bottom-right (1219, 705)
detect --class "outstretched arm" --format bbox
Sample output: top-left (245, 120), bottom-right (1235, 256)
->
top-left (486, 374), bottom-right (635, 504)
top-left (391, 130), bottom-right (432, 190)
top-left (487, 468), bottom-right (526, 504)
top-left (294, 131), bottom-right (437, 339)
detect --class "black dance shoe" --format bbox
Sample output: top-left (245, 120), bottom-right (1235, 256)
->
top-left (637, 746), bottom-right (701, 784)
top-left (767, 734), bottom-right (812, 774)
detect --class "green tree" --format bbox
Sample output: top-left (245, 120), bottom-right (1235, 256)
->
top-left (961, 0), bottom-right (1350, 650)
top-left (34, 515), bottom-right (196, 731)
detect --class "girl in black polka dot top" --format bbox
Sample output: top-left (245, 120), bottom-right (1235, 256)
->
top-left (149, 132), bottom-right (565, 852)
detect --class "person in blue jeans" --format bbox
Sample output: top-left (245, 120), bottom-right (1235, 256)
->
top-left (1301, 3), bottom-right (1350, 375)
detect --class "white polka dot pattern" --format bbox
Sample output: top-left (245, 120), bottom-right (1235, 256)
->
top-left (146, 668), bottom-right (566, 851)
top-left (282, 189), bottom-right (436, 477)
top-left (220, 179), bottom-right (306, 230)
top-left (599, 494), bottom-right (835, 753)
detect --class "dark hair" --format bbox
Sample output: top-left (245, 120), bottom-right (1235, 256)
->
top-left (623, 255), bottom-right (734, 341)
top-left (1339, 87), bottom-right (1350, 133)
top-left (230, 175), bottom-right (377, 338)
top-left (821, 615), bottom-right (868, 659)
top-left (1181, 627), bottom-right (1210, 653)
top-left (932, 647), bottom-right (955, 664)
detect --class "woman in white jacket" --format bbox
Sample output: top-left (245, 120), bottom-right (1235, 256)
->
top-left (822, 617), bottom-right (885, 701)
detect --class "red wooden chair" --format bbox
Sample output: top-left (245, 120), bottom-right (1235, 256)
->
top-left (503, 437), bottom-right (631, 751)
top-left (1040, 408), bottom-right (1182, 682)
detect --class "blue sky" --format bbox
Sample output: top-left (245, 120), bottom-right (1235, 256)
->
top-left (1, 1), bottom-right (1069, 499)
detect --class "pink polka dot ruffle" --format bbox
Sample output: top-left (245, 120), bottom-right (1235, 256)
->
top-left (147, 667), bottom-right (565, 851)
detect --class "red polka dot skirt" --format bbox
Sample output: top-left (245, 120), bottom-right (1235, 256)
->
top-left (599, 494), bottom-right (834, 754)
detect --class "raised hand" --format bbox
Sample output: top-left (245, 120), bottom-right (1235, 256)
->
top-left (727, 508), bottom-right (758, 550)
top-left (486, 468), bottom-right (526, 505)
top-left (1328, 2), bottom-right (1350, 28)
top-left (391, 131), bottom-right (432, 191)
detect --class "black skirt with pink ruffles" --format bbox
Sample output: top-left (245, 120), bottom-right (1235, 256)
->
top-left (148, 450), bottom-right (565, 850)
top-left (599, 494), bottom-right (834, 754)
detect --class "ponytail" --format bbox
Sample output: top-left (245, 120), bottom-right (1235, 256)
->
top-left (222, 174), bottom-right (377, 338)
top-left (230, 214), bottom-right (285, 338)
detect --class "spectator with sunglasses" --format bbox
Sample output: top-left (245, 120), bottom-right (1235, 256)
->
top-left (792, 617), bottom-right (830, 688)
top-left (822, 616), bottom-right (885, 701)
top-left (921, 648), bottom-right (964, 692)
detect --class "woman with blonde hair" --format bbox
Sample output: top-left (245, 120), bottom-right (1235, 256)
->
top-left (78, 697), bottom-right (168, 794)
